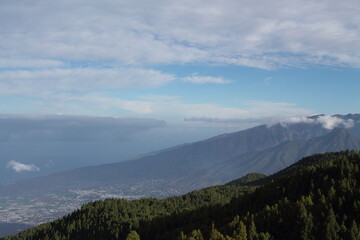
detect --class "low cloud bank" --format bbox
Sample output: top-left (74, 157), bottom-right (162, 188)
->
top-left (7, 160), bottom-right (40, 173)
top-left (0, 115), bottom-right (166, 141)
top-left (185, 114), bottom-right (356, 130)
top-left (281, 115), bottom-right (355, 130)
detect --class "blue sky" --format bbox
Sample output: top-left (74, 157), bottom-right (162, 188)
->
top-left (0, 0), bottom-right (360, 180)
top-left (1, 0), bottom-right (359, 127)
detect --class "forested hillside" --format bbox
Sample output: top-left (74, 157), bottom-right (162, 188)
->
top-left (4, 151), bottom-right (360, 240)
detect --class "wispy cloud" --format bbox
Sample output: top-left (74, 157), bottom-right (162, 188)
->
top-left (0, 58), bottom-right (63, 69)
top-left (177, 101), bottom-right (312, 125)
top-left (183, 74), bottom-right (231, 84)
top-left (7, 160), bottom-right (40, 173)
top-left (264, 77), bottom-right (272, 86)
top-left (0, 68), bottom-right (175, 95)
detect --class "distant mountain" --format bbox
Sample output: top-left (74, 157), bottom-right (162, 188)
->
top-left (188, 127), bottom-right (360, 186)
top-left (1, 114), bottom-right (360, 229)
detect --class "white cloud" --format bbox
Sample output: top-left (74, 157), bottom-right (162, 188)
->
top-left (282, 115), bottom-right (355, 129)
top-left (47, 94), bottom-right (155, 114)
top-left (316, 115), bottom-right (354, 129)
top-left (200, 114), bottom-right (357, 129)
top-left (7, 89), bottom-right (311, 124)
top-left (0, 68), bottom-right (175, 95)
top-left (0, 0), bottom-right (359, 68)
top-left (0, 58), bottom-right (63, 69)
top-left (7, 160), bottom-right (40, 173)
top-left (183, 74), bottom-right (230, 84)
top-left (244, 101), bottom-right (313, 118)
top-left (29, 93), bottom-right (249, 118)
top-left (181, 101), bottom-right (312, 126)
top-left (90, 98), bottom-right (296, 120)
top-left (156, 102), bottom-right (248, 119)
top-left (131, 99), bottom-right (311, 124)
top-left (281, 116), bottom-right (314, 125)
top-left (0, 67), bottom-right (175, 116)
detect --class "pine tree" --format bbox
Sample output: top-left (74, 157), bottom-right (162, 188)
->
top-left (188, 229), bottom-right (204, 240)
top-left (233, 220), bottom-right (247, 240)
top-left (257, 232), bottom-right (271, 240)
top-left (179, 231), bottom-right (187, 240)
top-left (349, 220), bottom-right (360, 240)
top-left (297, 203), bottom-right (314, 240)
top-left (323, 208), bottom-right (340, 240)
top-left (126, 230), bottom-right (140, 240)
top-left (247, 216), bottom-right (257, 240)
top-left (210, 225), bottom-right (226, 240)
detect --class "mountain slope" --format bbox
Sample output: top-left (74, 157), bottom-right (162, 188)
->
top-left (0, 121), bottom-right (329, 197)
top-left (302, 127), bottom-right (360, 155)
top-left (4, 151), bottom-right (360, 240)
top-left (179, 128), bottom-right (360, 187)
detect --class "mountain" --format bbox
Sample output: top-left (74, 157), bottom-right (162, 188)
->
top-left (4, 151), bottom-right (360, 240)
top-left (189, 127), bottom-right (360, 186)
top-left (0, 121), bottom-right (326, 196)
top-left (1, 114), bottom-right (360, 229)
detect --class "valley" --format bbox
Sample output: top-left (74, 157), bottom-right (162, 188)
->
top-left (0, 180), bottom-right (178, 226)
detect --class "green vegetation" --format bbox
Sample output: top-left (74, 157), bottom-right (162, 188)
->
top-left (226, 173), bottom-right (266, 186)
top-left (4, 151), bottom-right (360, 240)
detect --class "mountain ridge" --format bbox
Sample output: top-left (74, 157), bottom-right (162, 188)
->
top-left (171, 127), bottom-right (360, 188)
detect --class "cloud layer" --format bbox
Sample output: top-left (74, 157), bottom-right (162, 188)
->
top-left (1, 0), bottom-right (359, 69)
top-left (184, 113), bottom-right (358, 130)
top-left (0, 115), bottom-right (166, 141)
top-left (7, 160), bottom-right (40, 173)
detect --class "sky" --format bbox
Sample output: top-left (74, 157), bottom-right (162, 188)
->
top-left (0, 0), bottom-right (360, 182)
